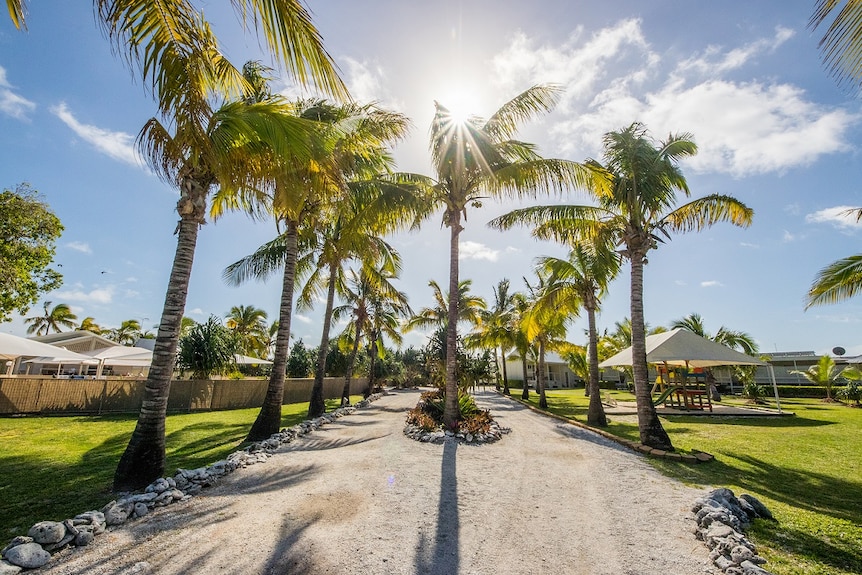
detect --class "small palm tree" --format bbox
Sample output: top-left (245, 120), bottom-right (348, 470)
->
top-left (538, 243), bottom-right (620, 426)
top-left (466, 279), bottom-right (518, 394)
top-left (25, 301), bottom-right (78, 336)
top-left (406, 279), bottom-right (487, 332)
top-left (792, 354), bottom-right (843, 402)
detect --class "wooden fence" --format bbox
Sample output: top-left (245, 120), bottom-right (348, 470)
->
top-left (0, 376), bottom-right (369, 416)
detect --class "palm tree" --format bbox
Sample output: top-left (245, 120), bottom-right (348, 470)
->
top-left (490, 122), bottom-right (753, 450)
top-left (537, 243), bottom-right (621, 426)
top-left (364, 275), bottom-right (412, 397)
top-left (406, 279), bottom-right (487, 332)
top-left (520, 271), bottom-right (575, 409)
top-left (79, 317), bottom-right (104, 334)
top-left (110, 319), bottom-right (142, 345)
top-left (670, 312), bottom-right (758, 399)
top-left (225, 304), bottom-right (269, 358)
top-left (220, 95), bottom-right (418, 436)
top-left (113, 4), bottom-right (346, 490)
top-left (421, 85), bottom-right (588, 428)
top-left (509, 291), bottom-right (535, 400)
top-left (792, 354), bottom-right (844, 401)
top-left (25, 301), bottom-right (78, 336)
top-left (466, 279), bottom-right (517, 394)
top-left (810, 1), bottom-right (862, 93)
top-left (333, 263), bottom-right (410, 404)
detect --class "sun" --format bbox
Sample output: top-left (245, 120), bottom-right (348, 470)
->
top-left (439, 88), bottom-right (483, 124)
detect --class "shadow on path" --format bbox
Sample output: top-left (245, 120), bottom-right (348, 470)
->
top-left (415, 440), bottom-right (459, 574)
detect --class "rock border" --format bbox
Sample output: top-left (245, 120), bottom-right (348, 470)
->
top-left (0, 394), bottom-right (384, 573)
top-left (503, 391), bottom-right (715, 463)
top-left (693, 488), bottom-right (776, 575)
top-left (403, 419), bottom-right (511, 445)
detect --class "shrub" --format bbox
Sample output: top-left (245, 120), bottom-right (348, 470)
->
top-left (743, 380), bottom-right (767, 404)
top-left (406, 389), bottom-right (493, 434)
top-left (837, 381), bottom-right (862, 406)
top-left (177, 316), bottom-right (239, 379)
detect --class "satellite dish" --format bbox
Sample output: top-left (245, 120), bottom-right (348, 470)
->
top-left (833, 346), bottom-right (846, 356)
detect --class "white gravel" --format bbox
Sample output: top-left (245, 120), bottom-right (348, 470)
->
top-left (40, 389), bottom-right (716, 575)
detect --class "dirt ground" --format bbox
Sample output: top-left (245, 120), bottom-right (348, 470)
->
top-left (40, 389), bottom-right (716, 575)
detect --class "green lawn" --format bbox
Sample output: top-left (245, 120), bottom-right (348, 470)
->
top-left (517, 388), bottom-right (862, 575)
top-left (0, 397), bottom-right (360, 539)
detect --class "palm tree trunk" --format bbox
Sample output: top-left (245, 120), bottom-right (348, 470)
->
top-left (247, 221), bottom-right (298, 441)
top-left (366, 332), bottom-right (378, 397)
top-left (308, 260), bottom-right (338, 418)
top-left (630, 255), bottom-right (673, 450)
top-left (114, 214), bottom-right (200, 491)
top-left (520, 354), bottom-right (529, 400)
top-left (537, 339), bottom-right (548, 409)
top-left (443, 210), bottom-right (462, 429)
top-left (500, 346), bottom-right (510, 395)
top-left (341, 324), bottom-right (362, 405)
top-left (586, 303), bottom-right (608, 427)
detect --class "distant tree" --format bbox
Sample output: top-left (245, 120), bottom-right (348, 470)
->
top-left (25, 301), bottom-right (77, 336)
top-left (286, 340), bottom-right (314, 378)
top-left (225, 305), bottom-right (269, 358)
top-left (0, 184), bottom-right (63, 322)
top-left (177, 316), bottom-right (238, 380)
top-left (79, 317), bottom-right (103, 334)
top-left (109, 319), bottom-right (142, 345)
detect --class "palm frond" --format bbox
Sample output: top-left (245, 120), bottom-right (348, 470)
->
top-left (662, 195), bottom-right (753, 234)
top-left (810, 0), bottom-right (862, 93)
top-left (483, 84), bottom-right (563, 142)
top-left (806, 253), bottom-right (862, 308)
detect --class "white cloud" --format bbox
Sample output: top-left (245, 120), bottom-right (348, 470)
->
top-left (493, 20), bottom-right (656, 105)
top-left (343, 57), bottom-right (403, 111)
top-left (50, 102), bottom-right (142, 167)
top-left (0, 66), bottom-right (36, 120)
top-left (739, 242), bottom-right (760, 248)
top-left (53, 286), bottom-right (114, 305)
top-left (493, 21), bottom-right (857, 176)
top-left (65, 241), bottom-right (92, 254)
top-left (460, 241), bottom-right (500, 261)
top-left (805, 205), bottom-right (862, 231)
top-left (700, 280), bottom-right (723, 288)
top-left (782, 230), bottom-right (798, 242)
top-left (295, 314), bottom-right (312, 324)
top-left (188, 308), bottom-right (204, 316)
top-left (676, 27), bottom-right (794, 76)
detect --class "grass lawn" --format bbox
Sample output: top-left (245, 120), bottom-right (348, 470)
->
top-left (516, 388), bottom-right (862, 575)
top-left (0, 397), bottom-right (361, 539)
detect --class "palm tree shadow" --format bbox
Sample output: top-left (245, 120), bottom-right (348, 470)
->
top-left (414, 440), bottom-right (459, 574)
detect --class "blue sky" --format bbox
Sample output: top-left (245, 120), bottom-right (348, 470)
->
top-left (2, 1), bottom-right (861, 356)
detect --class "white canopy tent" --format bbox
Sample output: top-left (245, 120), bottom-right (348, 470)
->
top-left (0, 332), bottom-right (96, 375)
top-left (234, 354), bottom-right (273, 365)
top-left (599, 328), bottom-right (781, 413)
top-left (79, 345), bottom-right (152, 377)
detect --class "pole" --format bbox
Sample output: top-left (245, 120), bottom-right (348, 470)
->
top-left (768, 363), bottom-right (782, 414)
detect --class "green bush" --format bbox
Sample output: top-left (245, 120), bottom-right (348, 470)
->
top-left (837, 381), bottom-right (862, 406)
top-left (743, 380), bottom-right (767, 403)
top-left (773, 385), bottom-right (829, 398)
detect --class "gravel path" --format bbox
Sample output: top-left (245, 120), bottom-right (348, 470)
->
top-left (41, 389), bottom-right (715, 575)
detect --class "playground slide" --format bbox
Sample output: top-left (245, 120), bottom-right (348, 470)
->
top-left (652, 385), bottom-right (685, 406)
